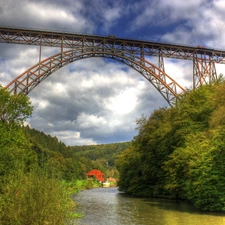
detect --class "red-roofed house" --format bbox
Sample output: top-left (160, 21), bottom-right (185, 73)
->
top-left (86, 169), bottom-right (105, 182)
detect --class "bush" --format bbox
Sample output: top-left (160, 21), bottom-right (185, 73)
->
top-left (0, 171), bottom-right (76, 225)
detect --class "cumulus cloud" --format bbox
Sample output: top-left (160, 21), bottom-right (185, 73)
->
top-left (130, 0), bottom-right (205, 29)
top-left (127, 0), bottom-right (225, 49)
top-left (26, 57), bottom-right (161, 145)
top-left (0, 0), bottom-right (93, 32)
top-left (75, 113), bottom-right (107, 129)
top-left (79, 0), bottom-right (126, 32)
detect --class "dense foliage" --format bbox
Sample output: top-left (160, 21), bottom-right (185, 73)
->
top-left (23, 126), bottom-right (129, 181)
top-left (0, 85), bottom-right (128, 223)
top-left (71, 142), bottom-right (130, 179)
top-left (116, 80), bottom-right (225, 211)
top-left (0, 86), bottom-right (77, 224)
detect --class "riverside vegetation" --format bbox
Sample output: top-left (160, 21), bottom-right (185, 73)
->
top-left (116, 77), bottom-right (225, 211)
top-left (0, 86), bottom-right (77, 225)
top-left (0, 84), bottom-right (128, 224)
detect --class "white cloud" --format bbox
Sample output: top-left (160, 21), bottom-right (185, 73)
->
top-left (47, 122), bottom-right (54, 127)
top-left (84, 0), bottom-right (125, 32)
top-left (50, 130), bottom-right (97, 146)
top-left (163, 59), bottom-right (193, 89)
top-left (52, 83), bottom-right (69, 98)
top-left (76, 113), bottom-right (107, 129)
top-left (156, 0), bottom-right (225, 48)
top-left (130, 0), bottom-right (205, 30)
top-left (37, 100), bottom-right (50, 110)
top-left (0, 0), bottom-right (94, 33)
top-left (103, 7), bottom-right (121, 22)
top-left (28, 3), bottom-right (72, 21)
top-left (106, 88), bottom-right (138, 115)
top-left (24, 56), bottom-right (152, 145)
top-left (129, 0), bottom-right (225, 50)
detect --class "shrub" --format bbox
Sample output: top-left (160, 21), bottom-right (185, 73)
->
top-left (0, 171), bottom-right (76, 225)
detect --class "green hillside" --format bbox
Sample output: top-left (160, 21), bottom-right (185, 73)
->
top-left (22, 126), bottom-right (129, 180)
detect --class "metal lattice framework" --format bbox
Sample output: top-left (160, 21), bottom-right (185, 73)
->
top-left (1, 26), bottom-right (225, 105)
top-left (5, 47), bottom-right (185, 105)
top-left (193, 55), bottom-right (217, 87)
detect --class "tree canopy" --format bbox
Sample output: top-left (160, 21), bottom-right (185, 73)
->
top-left (0, 85), bottom-right (33, 125)
top-left (116, 79), bottom-right (225, 211)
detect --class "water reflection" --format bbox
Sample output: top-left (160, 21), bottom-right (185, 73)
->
top-left (72, 188), bottom-right (225, 225)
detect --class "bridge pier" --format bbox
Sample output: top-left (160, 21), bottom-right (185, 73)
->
top-left (193, 56), bottom-right (217, 89)
top-left (158, 50), bottom-right (165, 80)
top-left (39, 35), bottom-right (42, 76)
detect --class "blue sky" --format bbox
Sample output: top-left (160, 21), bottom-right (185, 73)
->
top-left (0, 0), bottom-right (225, 145)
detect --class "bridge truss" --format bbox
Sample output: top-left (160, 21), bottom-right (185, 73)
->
top-left (1, 26), bottom-right (225, 105)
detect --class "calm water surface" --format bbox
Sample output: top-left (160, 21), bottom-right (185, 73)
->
top-left (72, 187), bottom-right (225, 225)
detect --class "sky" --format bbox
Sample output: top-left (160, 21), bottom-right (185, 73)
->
top-left (0, 0), bottom-right (225, 146)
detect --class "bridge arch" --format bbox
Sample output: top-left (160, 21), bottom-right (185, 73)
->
top-left (5, 47), bottom-right (186, 106)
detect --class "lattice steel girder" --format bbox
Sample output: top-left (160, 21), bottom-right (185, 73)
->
top-left (5, 47), bottom-right (186, 106)
top-left (193, 55), bottom-right (217, 89)
top-left (1, 26), bottom-right (225, 63)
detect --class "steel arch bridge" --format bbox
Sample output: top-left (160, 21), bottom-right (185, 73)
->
top-left (1, 26), bottom-right (225, 106)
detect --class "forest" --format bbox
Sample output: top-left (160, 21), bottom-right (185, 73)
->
top-left (116, 78), bottom-right (225, 211)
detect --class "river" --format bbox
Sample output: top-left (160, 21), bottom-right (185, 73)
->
top-left (72, 187), bottom-right (225, 225)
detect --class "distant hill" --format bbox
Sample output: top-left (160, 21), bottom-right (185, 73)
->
top-left (70, 142), bottom-right (131, 166)
top-left (23, 125), bottom-right (130, 180)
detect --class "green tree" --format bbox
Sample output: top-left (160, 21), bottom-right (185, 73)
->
top-left (116, 146), bottom-right (143, 194)
top-left (163, 128), bottom-right (225, 211)
top-left (172, 85), bottom-right (216, 147)
top-left (0, 85), bottom-right (33, 125)
top-left (0, 86), bottom-right (35, 181)
top-left (0, 87), bottom-right (77, 224)
top-left (117, 108), bottom-right (175, 197)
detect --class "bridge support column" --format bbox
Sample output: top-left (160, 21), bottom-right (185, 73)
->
top-left (158, 50), bottom-right (166, 82)
top-left (193, 56), bottom-right (217, 89)
top-left (158, 50), bottom-right (165, 72)
top-left (38, 35), bottom-right (43, 76)
top-left (140, 45), bottom-right (145, 65)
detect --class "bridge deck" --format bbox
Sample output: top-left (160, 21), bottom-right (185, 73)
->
top-left (0, 26), bottom-right (225, 63)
